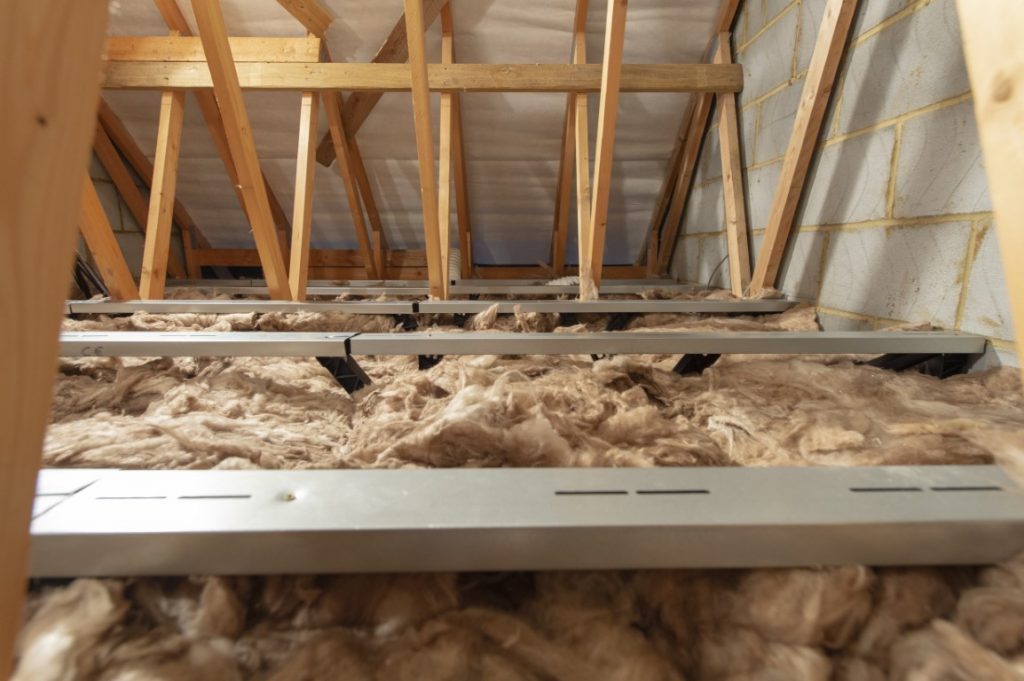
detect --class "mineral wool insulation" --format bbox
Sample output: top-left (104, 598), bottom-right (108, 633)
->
top-left (15, 295), bottom-right (1024, 680)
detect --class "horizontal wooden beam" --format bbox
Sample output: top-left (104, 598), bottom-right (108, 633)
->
top-left (102, 62), bottom-right (743, 93)
top-left (103, 36), bottom-right (321, 62)
top-left (195, 248), bottom-right (427, 268)
top-left (473, 265), bottom-right (649, 280)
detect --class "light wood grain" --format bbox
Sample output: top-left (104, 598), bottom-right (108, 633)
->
top-left (715, 34), bottom-right (751, 296)
top-left (104, 35), bottom-right (321, 62)
top-left (438, 5), bottom-right (454, 285)
top-left (573, 1), bottom-right (593, 298)
top-left (79, 175), bottom-right (141, 300)
top-left (276, 0), bottom-right (332, 38)
top-left (0, 6), bottom-right (109, 672)
top-left (655, 91), bottom-right (714, 273)
top-left (315, 0), bottom-right (448, 166)
top-left (956, 0), bottom-right (1024, 382)
top-left (93, 123), bottom-right (187, 278)
top-left (405, 0), bottom-right (446, 299)
top-left (192, 0), bottom-right (290, 299)
top-left (750, 0), bottom-right (859, 294)
top-left (588, 0), bottom-right (628, 288)
top-left (151, 0), bottom-right (290, 269)
top-left (324, 91), bottom-right (378, 280)
top-left (101, 62), bottom-right (744, 93)
top-left (288, 92), bottom-right (319, 301)
top-left (139, 89), bottom-right (186, 299)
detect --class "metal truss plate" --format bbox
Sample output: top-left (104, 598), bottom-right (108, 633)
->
top-left (56, 330), bottom-right (986, 359)
top-left (29, 466), bottom-right (1024, 576)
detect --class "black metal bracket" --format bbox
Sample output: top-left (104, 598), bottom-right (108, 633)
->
top-left (315, 355), bottom-right (372, 394)
top-left (860, 353), bottom-right (982, 379)
top-left (672, 353), bottom-right (721, 376)
top-left (394, 314), bottom-right (418, 331)
top-left (418, 354), bottom-right (444, 370)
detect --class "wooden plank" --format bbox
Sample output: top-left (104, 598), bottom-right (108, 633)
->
top-left (573, 1), bottom-right (593, 299)
top-left (288, 93), bottom-right (319, 301)
top-left (196, 248), bottom-right (425, 268)
top-left (640, 0), bottom-right (743, 270)
top-left (191, 0), bottom-right (290, 299)
top-left (276, 0), bottom-right (332, 38)
top-left (956, 0), bottom-right (1024, 384)
top-left (315, 0), bottom-right (448, 166)
top-left (347, 137), bottom-right (388, 277)
top-left (151, 0), bottom-right (290, 276)
top-left (79, 175), bottom-right (140, 300)
top-left (405, 0), bottom-right (446, 299)
top-left (97, 99), bottom-right (210, 259)
top-left (104, 36), bottom-right (321, 62)
top-left (324, 91), bottom-right (378, 280)
top-left (551, 95), bottom-right (575, 276)
top-left (438, 5), bottom-right (455, 284)
top-left (0, 4), bottom-right (108, 670)
top-left (715, 33), bottom-right (751, 296)
top-left (101, 62), bottom-right (745, 93)
top-left (551, 0), bottom-right (588, 277)
top-left (452, 91), bottom-right (472, 278)
top-left (749, 0), bottom-right (858, 294)
top-left (475, 265), bottom-right (650, 280)
top-left (93, 124), bottom-right (187, 279)
top-left (587, 0), bottom-right (628, 289)
top-left (139, 90), bottom-right (186, 299)
top-left (655, 91), bottom-right (714, 273)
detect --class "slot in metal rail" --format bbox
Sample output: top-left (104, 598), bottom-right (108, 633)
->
top-left (65, 298), bottom-right (797, 315)
top-left (29, 466), bottom-right (1024, 575)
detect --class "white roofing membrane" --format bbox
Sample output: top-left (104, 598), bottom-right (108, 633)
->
top-left (104, 0), bottom-right (720, 265)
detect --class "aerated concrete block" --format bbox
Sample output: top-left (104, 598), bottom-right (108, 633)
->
top-left (683, 179), bottom-right (725, 234)
top-left (776, 229), bottom-right (828, 302)
top-left (797, 0), bottom-right (911, 74)
top-left (739, 7), bottom-right (798, 103)
top-left (745, 161), bottom-right (782, 231)
top-left (800, 126), bottom-right (895, 226)
top-left (819, 222), bottom-right (972, 328)
top-left (756, 81), bottom-right (803, 164)
top-left (894, 100), bottom-right (991, 219)
top-left (836, 0), bottom-right (970, 134)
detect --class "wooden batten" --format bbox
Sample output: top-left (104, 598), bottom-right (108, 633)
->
top-left (79, 175), bottom-right (140, 300)
top-left (714, 33), bottom-right (751, 296)
top-left (404, 0), bottom-right (446, 298)
top-left (139, 88), bottom-right (186, 299)
top-left (749, 0), bottom-right (859, 294)
top-left (587, 0), bottom-right (628, 290)
top-left (288, 92), bottom-right (319, 301)
top-left (191, 0), bottom-right (290, 300)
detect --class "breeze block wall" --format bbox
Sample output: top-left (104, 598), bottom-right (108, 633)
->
top-left (670, 0), bottom-right (1017, 365)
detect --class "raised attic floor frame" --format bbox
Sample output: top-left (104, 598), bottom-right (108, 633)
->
top-left (36, 0), bottom-right (1024, 569)
top-left (4, 0), bottom-right (1024, 671)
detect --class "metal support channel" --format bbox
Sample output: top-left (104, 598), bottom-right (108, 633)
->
top-left (416, 299), bottom-right (796, 314)
top-left (57, 331), bottom-right (987, 359)
top-left (167, 285), bottom-right (433, 297)
top-left (68, 300), bottom-right (416, 315)
top-left (67, 299), bottom-right (797, 316)
top-left (58, 331), bottom-right (357, 357)
top-left (28, 466), bottom-right (1024, 575)
top-left (167, 282), bottom-right (697, 297)
top-left (347, 331), bottom-right (986, 357)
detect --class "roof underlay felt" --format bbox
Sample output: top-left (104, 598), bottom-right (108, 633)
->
top-left (104, 0), bottom-right (720, 265)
